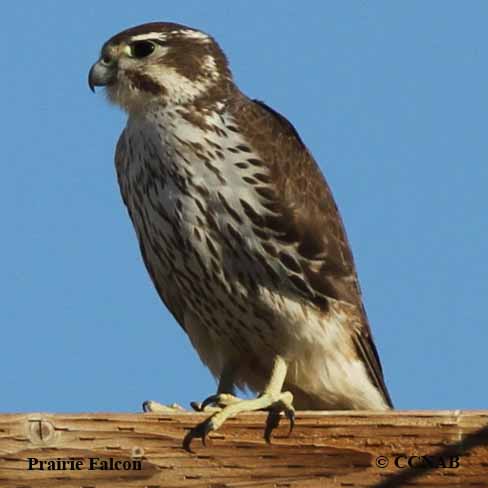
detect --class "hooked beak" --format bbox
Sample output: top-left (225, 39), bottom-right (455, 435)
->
top-left (88, 59), bottom-right (116, 92)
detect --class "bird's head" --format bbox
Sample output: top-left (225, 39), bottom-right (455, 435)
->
top-left (88, 22), bottom-right (233, 113)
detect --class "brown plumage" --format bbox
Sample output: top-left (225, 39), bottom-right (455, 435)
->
top-left (89, 21), bottom-right (392, 447)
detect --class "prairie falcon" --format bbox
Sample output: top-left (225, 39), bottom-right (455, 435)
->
top-left (89, 22), bottom-right (393, 450)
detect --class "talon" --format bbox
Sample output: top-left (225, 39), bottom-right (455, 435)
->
top-left (190, 401), bottom-right (203, 411)
top-left (142, 400), bottom-right (151, 413)
top-left (286, 409), bottom-right (295, 437)
top-left (264, 411), bottom-right (281, 443)
top-left (183, 419), bottom-right (212, 452)
top-left (183, 358), bottom-right (295, 449)
top-left (183, 430), bottom-right (196, 453)
top-left (201, 394), bottom-right (220, 410)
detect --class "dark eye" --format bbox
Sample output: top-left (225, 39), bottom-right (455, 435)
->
top-left (130, 41), bottom-right (155, 59)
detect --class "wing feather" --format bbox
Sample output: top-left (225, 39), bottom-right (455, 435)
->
top-left (231, 97), bottom-right (393, 407)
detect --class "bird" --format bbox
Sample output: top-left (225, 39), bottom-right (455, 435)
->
top-left (89, 21), bottom-right (393, 451)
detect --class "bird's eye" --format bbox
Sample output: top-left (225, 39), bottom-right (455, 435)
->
top-left (130, 41), bottom-right (156, 59)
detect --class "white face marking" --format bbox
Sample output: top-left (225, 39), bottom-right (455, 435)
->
top-left (128, 29), bottom-right (210, 44)
top-left (108, 39), bottom-right (219, 112)
top-left (129, 33), bottom-right (168, 42)
top-left (145, 64), bottom-right (216, 104)
top-left (173, 29), bottom-right (210, 41)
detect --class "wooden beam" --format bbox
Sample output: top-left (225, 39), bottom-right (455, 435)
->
top-left (0, 411), bottom-right (487, 487)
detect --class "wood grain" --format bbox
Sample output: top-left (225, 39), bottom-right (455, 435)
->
top-left (0, 411), bottom-right (487, 487)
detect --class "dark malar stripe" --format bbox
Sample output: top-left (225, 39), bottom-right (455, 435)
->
top-left (126, 71), bottom-right (164, 95)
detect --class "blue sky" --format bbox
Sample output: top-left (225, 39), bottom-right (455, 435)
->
top-left (2, 1), bottom-right (486, 413)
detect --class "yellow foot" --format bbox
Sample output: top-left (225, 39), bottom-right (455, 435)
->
top-left (183, 390), bottom-right (295, 452)
top-left (142, 401), bottom-right (186, 413)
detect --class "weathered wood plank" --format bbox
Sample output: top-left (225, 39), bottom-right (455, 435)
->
top-left (0, 411), bottom-right (487, 487)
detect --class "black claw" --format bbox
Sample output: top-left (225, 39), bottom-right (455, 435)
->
top-left (183, 420), bottom-right (212, 452)
top-left (264, 409), bottom-right (295, 442)
top-left (142, 401), bottom-right (151, 413)
top-left (190, 401), bottom-right (202, 412)
top-left (286, 409), bottom-right (295, 437)
top-left (182, 431), bottom-right (196, 453)
top-left (264, 411), bottom-right (281, 443)
top-left (200, 394), bottom-right (219, 410)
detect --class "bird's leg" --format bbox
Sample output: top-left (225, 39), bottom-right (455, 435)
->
top-left (184, 355), bottom-right (295, 451)
top-left (191, 362), bottom-right (241, 412)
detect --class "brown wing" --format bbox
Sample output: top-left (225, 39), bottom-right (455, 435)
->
top-left (115, 132), bottom-right (187, 332)
top-left (231, 96), bottom-right (393, 407)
